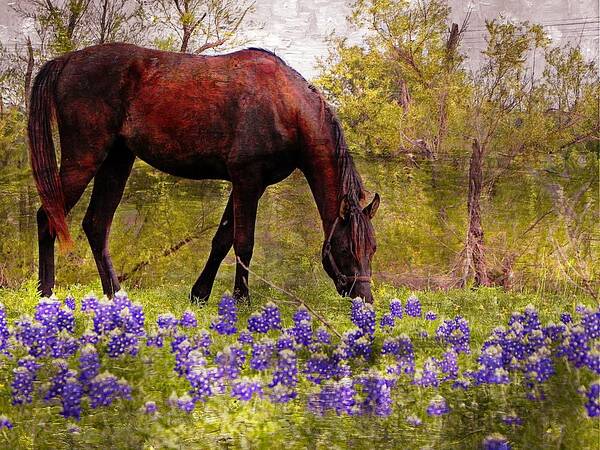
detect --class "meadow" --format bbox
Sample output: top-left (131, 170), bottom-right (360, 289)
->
top-left (0, 279), bottom-right (597, 449)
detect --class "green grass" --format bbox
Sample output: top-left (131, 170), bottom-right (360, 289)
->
top-left (0, 279), bottom-right (598, 449)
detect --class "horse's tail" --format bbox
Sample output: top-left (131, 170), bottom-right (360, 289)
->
top-left (28, 57), bottom-right (73, 251)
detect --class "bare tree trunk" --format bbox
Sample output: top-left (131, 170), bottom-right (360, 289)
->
top-left (24, 38), bottom-right (34, 111)
top-left (180, 28), bottom-right (191, 52)
top-left (397, 77), bottom-right (411, 112)
top-left (464, 139), bottom-right (489, 286)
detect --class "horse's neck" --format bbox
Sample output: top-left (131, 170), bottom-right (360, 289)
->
top-left (301, 147), bottom-right (341, 239)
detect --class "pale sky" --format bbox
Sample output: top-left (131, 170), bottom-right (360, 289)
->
top-left (1, 0), bottom-right (598, 79)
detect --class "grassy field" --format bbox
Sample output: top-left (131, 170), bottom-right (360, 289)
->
top-left (0, 278), bottom-right (597, 449)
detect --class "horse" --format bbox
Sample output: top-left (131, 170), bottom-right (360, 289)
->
top-left (28, 43), bottom-right (380, 303)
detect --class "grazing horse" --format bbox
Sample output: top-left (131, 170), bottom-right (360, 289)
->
top-left (28, 43), bottom-right (380, 303)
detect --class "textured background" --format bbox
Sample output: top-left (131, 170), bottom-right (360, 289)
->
top-left (0, 0), bottom-right (598, 78)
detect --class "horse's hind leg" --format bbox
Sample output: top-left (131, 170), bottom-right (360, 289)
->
top-left (190, 193), bottom-right (233, 304)
top-left (37, 154), bottom-right (107, 296)
top-left (82, 142), bottom-right (135, 297)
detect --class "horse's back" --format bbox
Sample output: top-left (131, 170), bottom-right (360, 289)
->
top-left (54, 43), bottom-right (305, 182)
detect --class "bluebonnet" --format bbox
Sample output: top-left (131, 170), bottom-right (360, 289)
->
top-left (482, 434), bottom-right (511, 450)
top-left (269, 349), bottom-right (298, 403)
top-left (293, 306), bottom-right (311, 323)
top-left (0, 416), bottom-right (13, 430)
top-left (17, 356), bottom-right (41, 374)
top-left (238, 330), bottom-right (254, 345)
top-left (173, 339), bottom-right (196, 376)
top-left (560, 313), bottom-right (572, 324)
top-left (357, 371), bottom-right (396, 416)
top-left (157, 313), bottom-right (178, 331)
top-left (316, 327), bottom-right (331, 345)
top-left (11, 366), bottom-right (35, 405)
top-left (406, 415), bottom-right (422, 426)
top-left (210, 295), bottom-right (237, 335)
top-left (385, 334), bottom-right (415, 376)
top-left (277, 332), bottom-right (295, 351)
top-left (107, 330), bottom-right (139, 357)
top-left (436, 316), bottom-right (471, 354)
top-left (81, 294), bottom-right (99, 312)
top-left (61, 377), bottom-right (83, 420)
top-left (250, 339), bottom-right (275, 371)
top-left (177, 393), bottom-right (195, 413)
top-left (231, 378), bottom-right (263, 401)
top-left (263, 302), bottom-right (282, 330)
top-left (309, 378), bottom-right (357, 416)
top-left (380, 313), bottom-right (395, 329)
top-left (351, 298), bottom-right (375, 335)
top-left (45, 359), bottom-right (76, 402)
top-left (437, 349), bottom-right (459, 381)
top-left (88, 372), bottom-right (132, 408)
top-left (51, 331), bottom-right (79, 358)
top-left (187, 366), bottom-right (224, 401)
top-left (215, 344), bottom-right (246, 379)
top-left (304, 352), bottom-right (337, 384)
top-left (180, 310), bottom-right (197, 328)
top-left (405, 295), bottom-right (422, 317)
top-left (292, 320), bottom-right (313, 347)
top-left (390, 298), bottom-right (403, 318)
top-left (0, 303), bottom-right (9, 353)
top-left (501, 413), bottom-right (523, 426)
top-left (426, 396), bottom-right (450, 416)
top-left (248, 312), bottom-right (269, 333)
top-left (425, 311), bottom-right (437, 321)
top-left (581, 308), bottom-right (600, 340)
top-left (413, 358), bottom-right (439, 388)
top-left (79, 329), bottom-right (100, 346)
top-left (584, 382), bottom-right (599, 417)
top-left (79, 344), bottom-right (100, 386)
top-left (143, 401), bottom-right (157, 415)
top-left (64, 295), bottom-right (76, 311)
top-left (146, 331), bottom-right (164, 348)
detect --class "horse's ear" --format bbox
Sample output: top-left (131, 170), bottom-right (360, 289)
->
top-left (363, 193), bottom-right (380, 219)
top-left (339, 195), bottom-right (350, 219)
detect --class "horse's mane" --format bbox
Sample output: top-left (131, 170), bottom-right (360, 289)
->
top-left (248, 47), bottom-right (375, 260)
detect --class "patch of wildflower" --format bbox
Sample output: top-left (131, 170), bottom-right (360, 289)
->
top-left (0, 416), bottom-right (13, 430)
top-left (482, 433), bottom-right (511, 450)
top-left (426, 395), bottom-right (450, 416)
top-left (405, 294), bottom-right (422, 317)
top-left (88, 372), bottom-right (132, 408)
top-left (231, 378), bottom-right (263, 401)
top-left (436, 316), bottom-right (471, 354)
top-left (584, 381), bottom-right (600, 417)
top-left (210, 294), bottom-right (237, 335)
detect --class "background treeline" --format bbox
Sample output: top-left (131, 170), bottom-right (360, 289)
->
top-left (0, 0), bottom-right (598, 299)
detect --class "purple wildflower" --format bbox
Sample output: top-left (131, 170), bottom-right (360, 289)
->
top-left (426, 396), bottom-right (450, 416)
top-left (88, 372), bottom-right (132, 408)
top-left (405, 295), bottom-right (422, 317)
top-left (425, 311), bottom-right (437, 321)
top-left (406, 415), bottom-right (422, 427)
top-left (11, 366), bottom-right (35, 405)
top-left (61, 378), bottom-right (83, 420)
top-left (180, 310), bottom-right (197, 328)
top-left (210, 294), bottom-right (237, 335)
top-left (482, 434), bottom-right (511, 450)
top-left (231, 378), bottom-right (263, 401)
top-left (64, 295), bottom-right (76, 311)
top-left (0, 416), bottom-right (13, 430)
top-left (157, 313), bottom-right (178, 331)
top-left (143, 401), bottom-right (157, 415)
top-left (584, 382), bottom-right (600, 417)
top-left (390, 298), bottom-right (403, 318)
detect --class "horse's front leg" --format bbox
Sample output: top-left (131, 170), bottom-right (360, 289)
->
top-left (231, 183), bottom-right (265, 303)
top-left (190, 193), bottom-right (234, 304)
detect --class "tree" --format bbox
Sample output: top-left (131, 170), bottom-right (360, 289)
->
top-left (138, 0), bottom-right (255, 53)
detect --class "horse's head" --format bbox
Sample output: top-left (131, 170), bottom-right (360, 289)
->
top-left (322, 193), bottom-right (380, 303)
